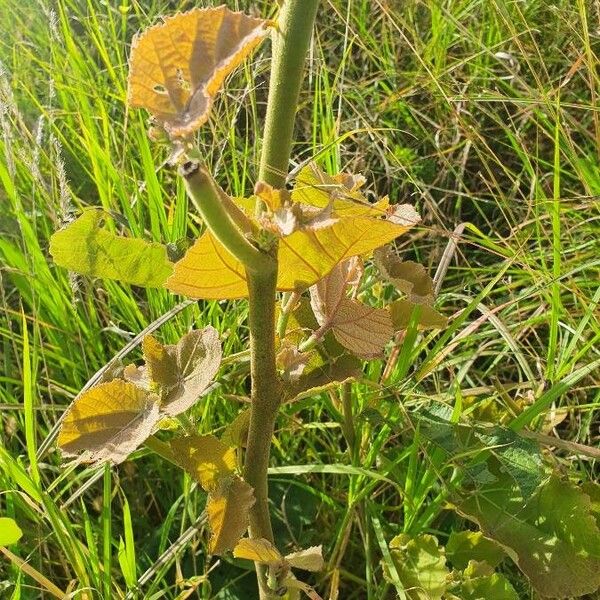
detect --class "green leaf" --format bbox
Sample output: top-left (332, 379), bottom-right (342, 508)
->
top-left (456, 474), bottom-right (600, 598)
top-left (389, 299), bottom-right (447, 331)
top-left (415, 407), bottom-right (546, 497)
top-left (0, 517), bottom-right (22, 546)
top-left (446, 531), bottom-right (505, 570)
top-left (50, 210), bottom-right (173, 287)
top-left (221, 409), bottom-right (251, 448)
top-left (451, 572), bottom-right (519, 600)
top-left (383, 533), bottom-right (449, 599)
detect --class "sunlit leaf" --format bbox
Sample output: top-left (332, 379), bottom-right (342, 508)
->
top-left (142, 334), bottom-right (178, 389)
top-left (285, 546), bottom-right (324, 572)
top-left (221, 409), bottom-right (251, 448)
top-left (49, 211), bottom-right (173, 288)
top-left (168, 215), bottom-right (413, 299)
top-left (310, 258), bottom-right (393, 358)
top-left (207, 476), bottom-right (255, 555)
top-left (128, 7), bottom-right (270, 139)
top-left (456, 474), bottom-right (600, 598)
top-left (168, 434), bottom-right (236, 492)
top-left (57, 380), bottom-right (161, 465)
top-left (291, 163), bottom-right (385, 217)
top-left (0, 517), bottom-right (22, 546)
top-left (166, 230), bottom-right (249, 299)
top-left (389, 299), bottom-right (448, 330)
top-left (155, 327), bottom-right (222, 417)
top-left (383, 533), bottom-right (449, 599)
top-left (446, 531), bottom-right (505, 571)
top-left (278, 216), bottom-right (410, 292)
top-left (233, 537), bottom-right (283, 564)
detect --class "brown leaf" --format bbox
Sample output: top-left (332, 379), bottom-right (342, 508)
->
top-left (128, 7), bottom-right (270, 139)
top-left (207, 476), bottom-right (255, 555)
top-left (310, 258), bottom-right (393, 358)
top-left (277, 342), bottom-right (310, 382)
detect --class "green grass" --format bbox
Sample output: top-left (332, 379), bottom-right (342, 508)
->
top-left (1, 0), bottom-right (599, 598)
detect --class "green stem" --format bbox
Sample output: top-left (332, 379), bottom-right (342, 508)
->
top-left (340, 382), bottom-right (356, 455)
top-left (243, 2), bottom-right (319, 597)
top-left (181, 162), bottom-right (269, 271)
top-left (258, 0), bottom-right (320, 189)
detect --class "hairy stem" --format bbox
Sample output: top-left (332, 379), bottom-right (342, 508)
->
top-left (258, 0), bottom-right (320, 189)
top-left (181, 161), bottom-right (269, 271)
top-left (243, 1), bottom-right (319, 597)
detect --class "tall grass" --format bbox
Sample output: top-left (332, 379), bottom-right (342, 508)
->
top-left (1, 0), bottom-right (598, 598)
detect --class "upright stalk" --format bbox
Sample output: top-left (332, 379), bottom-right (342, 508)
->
top-left (258, 0), bottom-right (320, 188)
top-left (243, 1), bottom-right (319, 597)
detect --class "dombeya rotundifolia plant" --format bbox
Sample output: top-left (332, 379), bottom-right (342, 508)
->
top-left (48, 3), bottom-right (445, 598)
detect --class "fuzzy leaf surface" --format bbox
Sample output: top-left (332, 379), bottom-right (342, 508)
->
top-left (128, 7), bottom-right (269, 139)
top-left (168, 434), bottom-right (235, 492)
top-left (310, 258), bottom-right (393, 358)
top-left (157, 327), bottom-right (222, 416)
top-left (383, 533), bottom-right (449, 599)
top-left (456, 475), bottom-right (600, 598)
top-left (57, 380), bottom-right (161, 465)
top-left (49, 211), bottom-right (172, 287)
top-left (207, 476), bottom-right (254, 555)
top-left (285, 546), bottom-right (324, 572)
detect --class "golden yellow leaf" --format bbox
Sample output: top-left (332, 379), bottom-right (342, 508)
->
top-left (168, 434), bottom-right (236, 492)
top-left (128, 7), bottom-right (270, 139)
top-left (142, 334), bottom-right (178, 389)
top-left (207, 476), bottom-right (255, 555)
top-left (310, 258), bottom-right (393, 358)
top-left (233, 538), bottom-right (283, 564)
top-left (291, 163), bottom-right (383, 217)
top-left (285, 546), bottom-right (325, 572)
top-left (166, 231), bottom-right (249, 299)
top-left (167, 163), bottom-right (417, 299)
top-left (58, 380), bottom-right (161, 465)
top-left (277, 216), bottom-right (411, 291)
